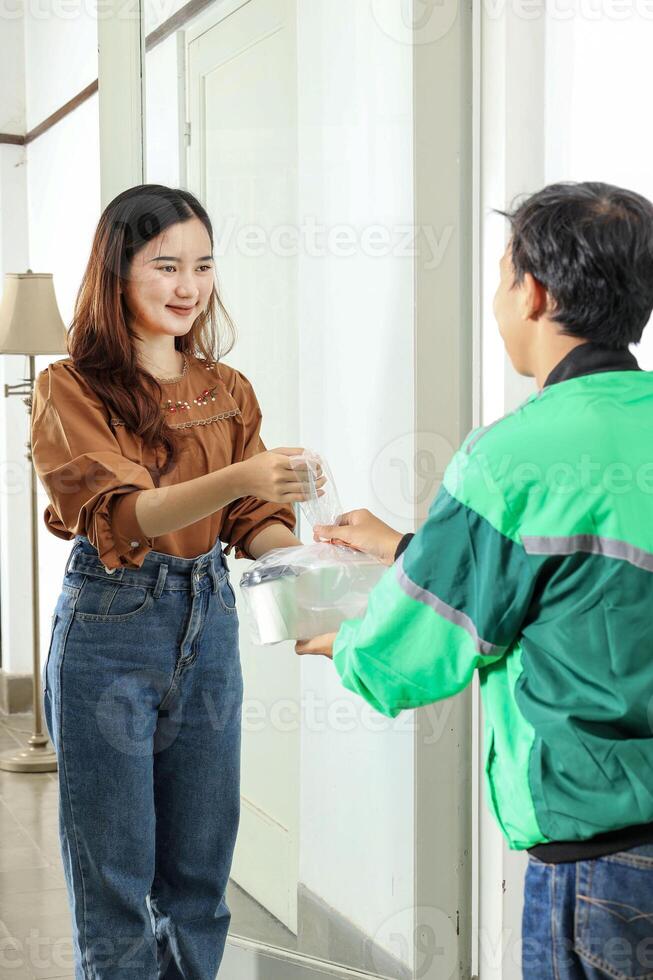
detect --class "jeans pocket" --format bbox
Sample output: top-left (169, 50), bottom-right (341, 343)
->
top-left (217, 574), bottom-right (237, 614)
top-left (42, 613), bottom-right (58, 696)
top-left (575, 852), bottom-right (653, 979)
top-left (74, 576), bottom-right (154, 623)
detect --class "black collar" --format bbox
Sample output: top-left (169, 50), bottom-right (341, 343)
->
top-left (543, 342), bottom-right (641, 388)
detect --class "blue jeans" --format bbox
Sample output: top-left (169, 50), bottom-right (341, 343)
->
top-left (523, 845), bottom-right (653, 979)
top-left (43, 534), bottom-right (243, 979)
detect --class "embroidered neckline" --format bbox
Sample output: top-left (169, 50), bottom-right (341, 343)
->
top-left (159, 357), bottom-right (225, 415)
top-left (109, 356), bottom-right (232, 427)
top-left (166, 407), bottom-right (242, 429)
top-left (162, 382), bottom-right (220, 415)
top-left (154, 352), bottom-right (189, 384)
top-left (156, 354), bottom-right (219, 383)
top-left (110, 408), bottom-right (241, 429)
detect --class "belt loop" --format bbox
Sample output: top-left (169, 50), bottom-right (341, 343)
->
top-left (191, 560), bottom-right (202, 597)
top-left (64, 541), bottom-right (79, 576)
top-left (209, 562), bottom-right (219, 594)
top-left (219, 547), bottom-right (229, 573)
top-left (153, 563), bottom-right (168, 599)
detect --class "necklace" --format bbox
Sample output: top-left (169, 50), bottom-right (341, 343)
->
top-left (151, 351), bottom-right (188, 383)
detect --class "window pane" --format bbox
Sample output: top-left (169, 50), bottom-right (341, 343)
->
top-left (145, 1), bottom-right (415, 976)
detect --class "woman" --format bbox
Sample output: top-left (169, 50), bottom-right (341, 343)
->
top-left (32, 184), bottom-right (322, 979)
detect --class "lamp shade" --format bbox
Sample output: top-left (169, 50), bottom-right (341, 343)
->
top-left (0, 272), bottom-right (68, 356)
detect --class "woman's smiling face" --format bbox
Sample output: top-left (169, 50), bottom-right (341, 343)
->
top-left (122, 217), bottom-right (215, 340)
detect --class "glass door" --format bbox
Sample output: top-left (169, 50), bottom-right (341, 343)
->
top-left (101, 0), bottom-right (476, 975)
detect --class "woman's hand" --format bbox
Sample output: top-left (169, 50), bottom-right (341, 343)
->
top-left (295, 633), bottom-right (336, 658)
top-left (314, 509), bottom-right (402, 565)
top-left (234, 448), bottom-right (326, 504)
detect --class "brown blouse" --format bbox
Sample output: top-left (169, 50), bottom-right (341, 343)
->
top-left (30, 353), bottom-right (296, 570)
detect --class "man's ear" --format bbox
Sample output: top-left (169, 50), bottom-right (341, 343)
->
top-left (520, 272), bottom-right (548, 321)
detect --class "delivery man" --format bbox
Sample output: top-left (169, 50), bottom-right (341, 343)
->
top-left (296, 181), bottom-right (653, 980)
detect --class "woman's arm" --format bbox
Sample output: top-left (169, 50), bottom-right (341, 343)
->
top-left (31, 361), bottom-right (317, 569)
top-left (247, 523), bottom-right (301, 558)
top-left (134, 452), bottom-right (319, 540)
top-left (134, 464), bottom-right (244, 539)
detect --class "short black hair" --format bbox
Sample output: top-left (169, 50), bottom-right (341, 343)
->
top-left (495, 181), bottom-right (653, 349)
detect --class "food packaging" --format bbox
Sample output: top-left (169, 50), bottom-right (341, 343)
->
top-left (240, 451), bottom-right (385, 644)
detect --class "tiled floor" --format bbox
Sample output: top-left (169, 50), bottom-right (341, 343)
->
top-left (0, 711), bottom-right (295, 979)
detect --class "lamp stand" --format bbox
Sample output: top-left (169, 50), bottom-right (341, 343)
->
top-left (0, 354), bottom-right (57, 772)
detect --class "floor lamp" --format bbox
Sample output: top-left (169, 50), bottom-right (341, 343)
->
top-left (0, 271), bottom-right (68, 772)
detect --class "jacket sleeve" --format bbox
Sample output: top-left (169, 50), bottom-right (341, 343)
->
top-left (332, 448), bottom-right (538, 717)
top-left (219, 367), bottom-right (296, 560)
top-left (31, 362), bottom-right (157, 570)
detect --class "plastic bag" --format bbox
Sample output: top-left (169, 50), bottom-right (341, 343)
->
top-left (288, 450), bottom-right (343, 529)
top-left (240, 541), bottom-right (386, 645)
top-left (240, 449), bottom-right (384, 644)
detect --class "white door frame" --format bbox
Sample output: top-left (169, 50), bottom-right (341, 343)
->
top-left (412, 4), bottom-right (476, 977)
top-left (186, 0), bottom-right (301, 932)
top-left (96, 0), bottom-right (477, 974)
top-left (184, 0), bottom-right (257, 45)
top-left (97, 0), bottom-right (146, 206)
top-left (476, 7), bottom-right (546, 980)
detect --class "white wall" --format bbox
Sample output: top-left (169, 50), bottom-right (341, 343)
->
top-left (0, 8), bottom-right (32, 672)
top-left (0, 7), bottom-right (101, 675)
top-left (144, 0), bottom-right (187, 33)
top-left (7, 0), bottom-right (447, 971)
top-left (0, 147), bottom-right (32, 678)
top-left (296, 0), bottom-right (415, 966)
top-left (479, 11), bottom-right (547, 977)
top-left (152, 0), bottom-right (418, 962)
top-left (0, 10), bottom-right (33, 677)
top-left (146, 34), bottom-right (182, 186)
top-left (479, 5), bottom-right (653, 978)
top-left (0, 1), bottom-right (27, 136)
top-left (27, 100), bottom-right (100, 325)
top-left (23, 0), bottom-right (100, 328)
top-left (545, 8), bottom-right (653, 368)
top-left (24, 0), bottom-right (97, 130)
top-left (28, 97), bottom-right (101, 662)
top-left (148, 0), bottom-right (416, 964)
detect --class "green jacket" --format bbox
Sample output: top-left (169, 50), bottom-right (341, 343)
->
top-left (333, 346), bottom-right (653, 850)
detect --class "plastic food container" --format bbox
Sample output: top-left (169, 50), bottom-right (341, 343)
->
top-left (240, 543), bottom-right (386, 645)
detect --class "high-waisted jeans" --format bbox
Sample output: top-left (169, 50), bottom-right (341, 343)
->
top-left (42, 534), bottom-right (243, 979)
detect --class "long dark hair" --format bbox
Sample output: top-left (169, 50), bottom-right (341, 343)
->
top-left (68, 184), bottom-right (236, 480)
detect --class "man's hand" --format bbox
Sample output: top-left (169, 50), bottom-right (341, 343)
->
top-left (314, 509), bottom-right (403, 566)
top-left (295, 633), bottom-right (336, 658)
